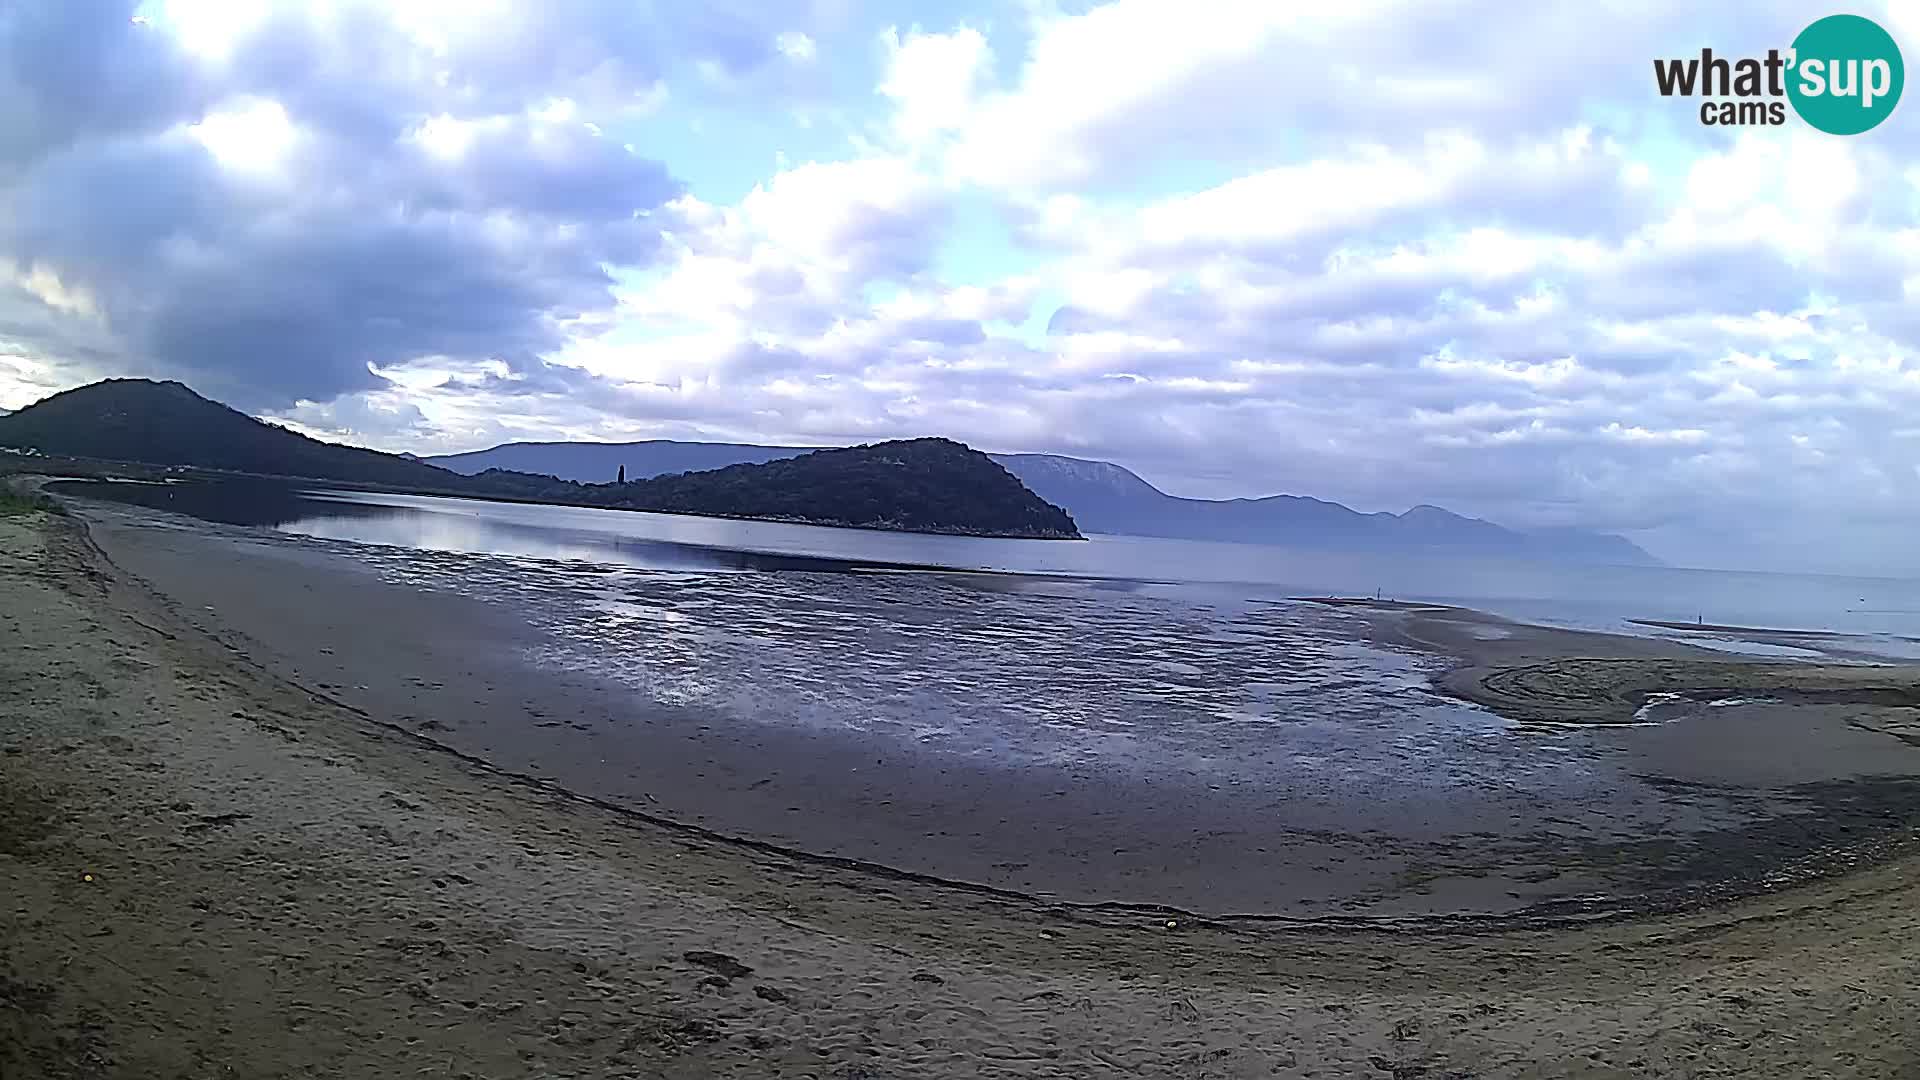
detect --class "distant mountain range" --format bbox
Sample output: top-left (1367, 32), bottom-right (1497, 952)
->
top-left (1, 379), bottom-right (1653, 561)
top-left (427, 439), bottom-right (811, 478)
top-left (429, 440), bottom-right (1660, 565)
top-left (0, 380), bottom-right (1078, 539)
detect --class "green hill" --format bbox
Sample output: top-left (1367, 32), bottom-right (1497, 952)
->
top-left (0, 379), bottom-right (458, 488)
top-left (0, 380), bottom-right (1080, 539)
top-left (606, 439), bottom-right (1078, 538)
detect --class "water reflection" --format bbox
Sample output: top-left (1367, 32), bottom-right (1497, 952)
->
top-left (51, 478), bottom-right (390, 530)
top-left (50, 475), bottom-right (1920, 916)
top-left (48, 478), bottom-right (1022, 576)
top-left (50, 477), bottom-right (1920, 644)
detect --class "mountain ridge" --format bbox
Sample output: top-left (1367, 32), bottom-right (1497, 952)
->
top-left (572, 439), bottom-right (1078, 539)
top-left (429, 440), bottom-right (1660, 565)
top-left (0, 379), bottom-right (1650, 561)
top-left (430, 438), bottom-right (817, 478)
top-left (0, 380), bottom-right (1079, 539)
top-left (1, 379), bottom-right (466, 488)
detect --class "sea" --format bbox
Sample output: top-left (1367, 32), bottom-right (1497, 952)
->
top-left (66, 477), bottom-right (1920, 648)
top-left (47, 477), bottom-right (1920, 915)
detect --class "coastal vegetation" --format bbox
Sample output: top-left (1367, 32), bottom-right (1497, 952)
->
top-left (0, 380), bottom-right (1080, 539)
top-left (470, 438), bottom-right (1080, 538)
top-left (0, 487), bottom-right (61, 518)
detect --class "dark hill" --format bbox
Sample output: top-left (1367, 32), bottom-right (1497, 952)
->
top-left (427, 439), bottom-right (795, 479)
top-left (612, 439), bottom-right (1078, 537)
top-left (0, 380), bottom-right (1079, 539)
top-left (430, 439), bottom-right (814, 483)
top-left (0, 379), bottom-right (459, 488)
top-left (431, 438), bottom-right (1658, 565)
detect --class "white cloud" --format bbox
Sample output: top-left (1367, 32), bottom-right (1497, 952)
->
top-left (614, 156), bottom-right (951, 351)
top-left (149, 0), bottom-right (275, 60)
top-left (13, 0), bottom-right (1920, 573)
top-left (944, 1), bottom-right (1392, 187)
top-left (905, 0), bottom-right (1796, 192)
top-left (187, 97), bottom-right (297, 173)
top-left (879, 26), bottom-right (991, 144)
top-left (776, 31), bottom-right (817, 62)
top-left (1, 259), bottom-right (101, 319)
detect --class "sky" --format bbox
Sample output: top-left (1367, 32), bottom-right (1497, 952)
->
top-left (4, 1), bottom-right (1920, 574)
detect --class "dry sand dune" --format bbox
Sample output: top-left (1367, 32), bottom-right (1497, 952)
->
top-left (4, 505), bottom-right (1920, 1078)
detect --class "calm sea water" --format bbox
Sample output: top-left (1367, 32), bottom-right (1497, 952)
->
top-left (62, 478), bottom-right (1920, 649)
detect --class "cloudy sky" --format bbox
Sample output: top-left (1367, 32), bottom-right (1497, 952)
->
top-left (4, 1), bottom-right (1920, 573)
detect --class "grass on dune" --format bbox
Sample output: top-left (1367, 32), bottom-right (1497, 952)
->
top-left (0, 490), bottom-right (61, 518)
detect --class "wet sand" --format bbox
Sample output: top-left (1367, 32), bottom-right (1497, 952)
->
top-left (80, 507), bottom-right (1498, 918)
top-left (40, 498), bottom-right (1920, 923)
top-left (7, 500), bottom-right (1920, 1075)
top-left (1629, 618), bottom-right (1848, 637)
top-left (1362, 599), bottom-right (1920, 727)
top-left (25, 497), bottom-right (1920, 917)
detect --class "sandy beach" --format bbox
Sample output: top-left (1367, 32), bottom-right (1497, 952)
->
top-left (6, 500), bottom-right (1920, 1077)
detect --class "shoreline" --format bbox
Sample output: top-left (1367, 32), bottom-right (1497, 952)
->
top-left (1368, 601), bottom-right (1920, 727)
top-left (4, 451), bottom-right (1087, 541)
top-left (34, 488), bottom-right (1920, 922)
top-left (1629, 617), bottom-right (1856, 638)
top-left (6, 504), bottom-right (1920, 1074)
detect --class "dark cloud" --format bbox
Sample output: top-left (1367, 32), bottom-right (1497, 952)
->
top-left (0, 0), bottom-right (206, 172)
top-left (9, 1), bottom-right (1920, 577)
top-left (400, 116), bottom-right (677, 224)
top-left (0, 0), bottom-right (692, 410)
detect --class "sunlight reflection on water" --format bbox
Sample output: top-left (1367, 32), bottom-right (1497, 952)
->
top-left (338, 541), bottom-right (1633, 809)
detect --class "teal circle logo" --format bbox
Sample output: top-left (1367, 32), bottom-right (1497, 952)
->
top-left (1788, 14), bottom-right (1904, 134)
